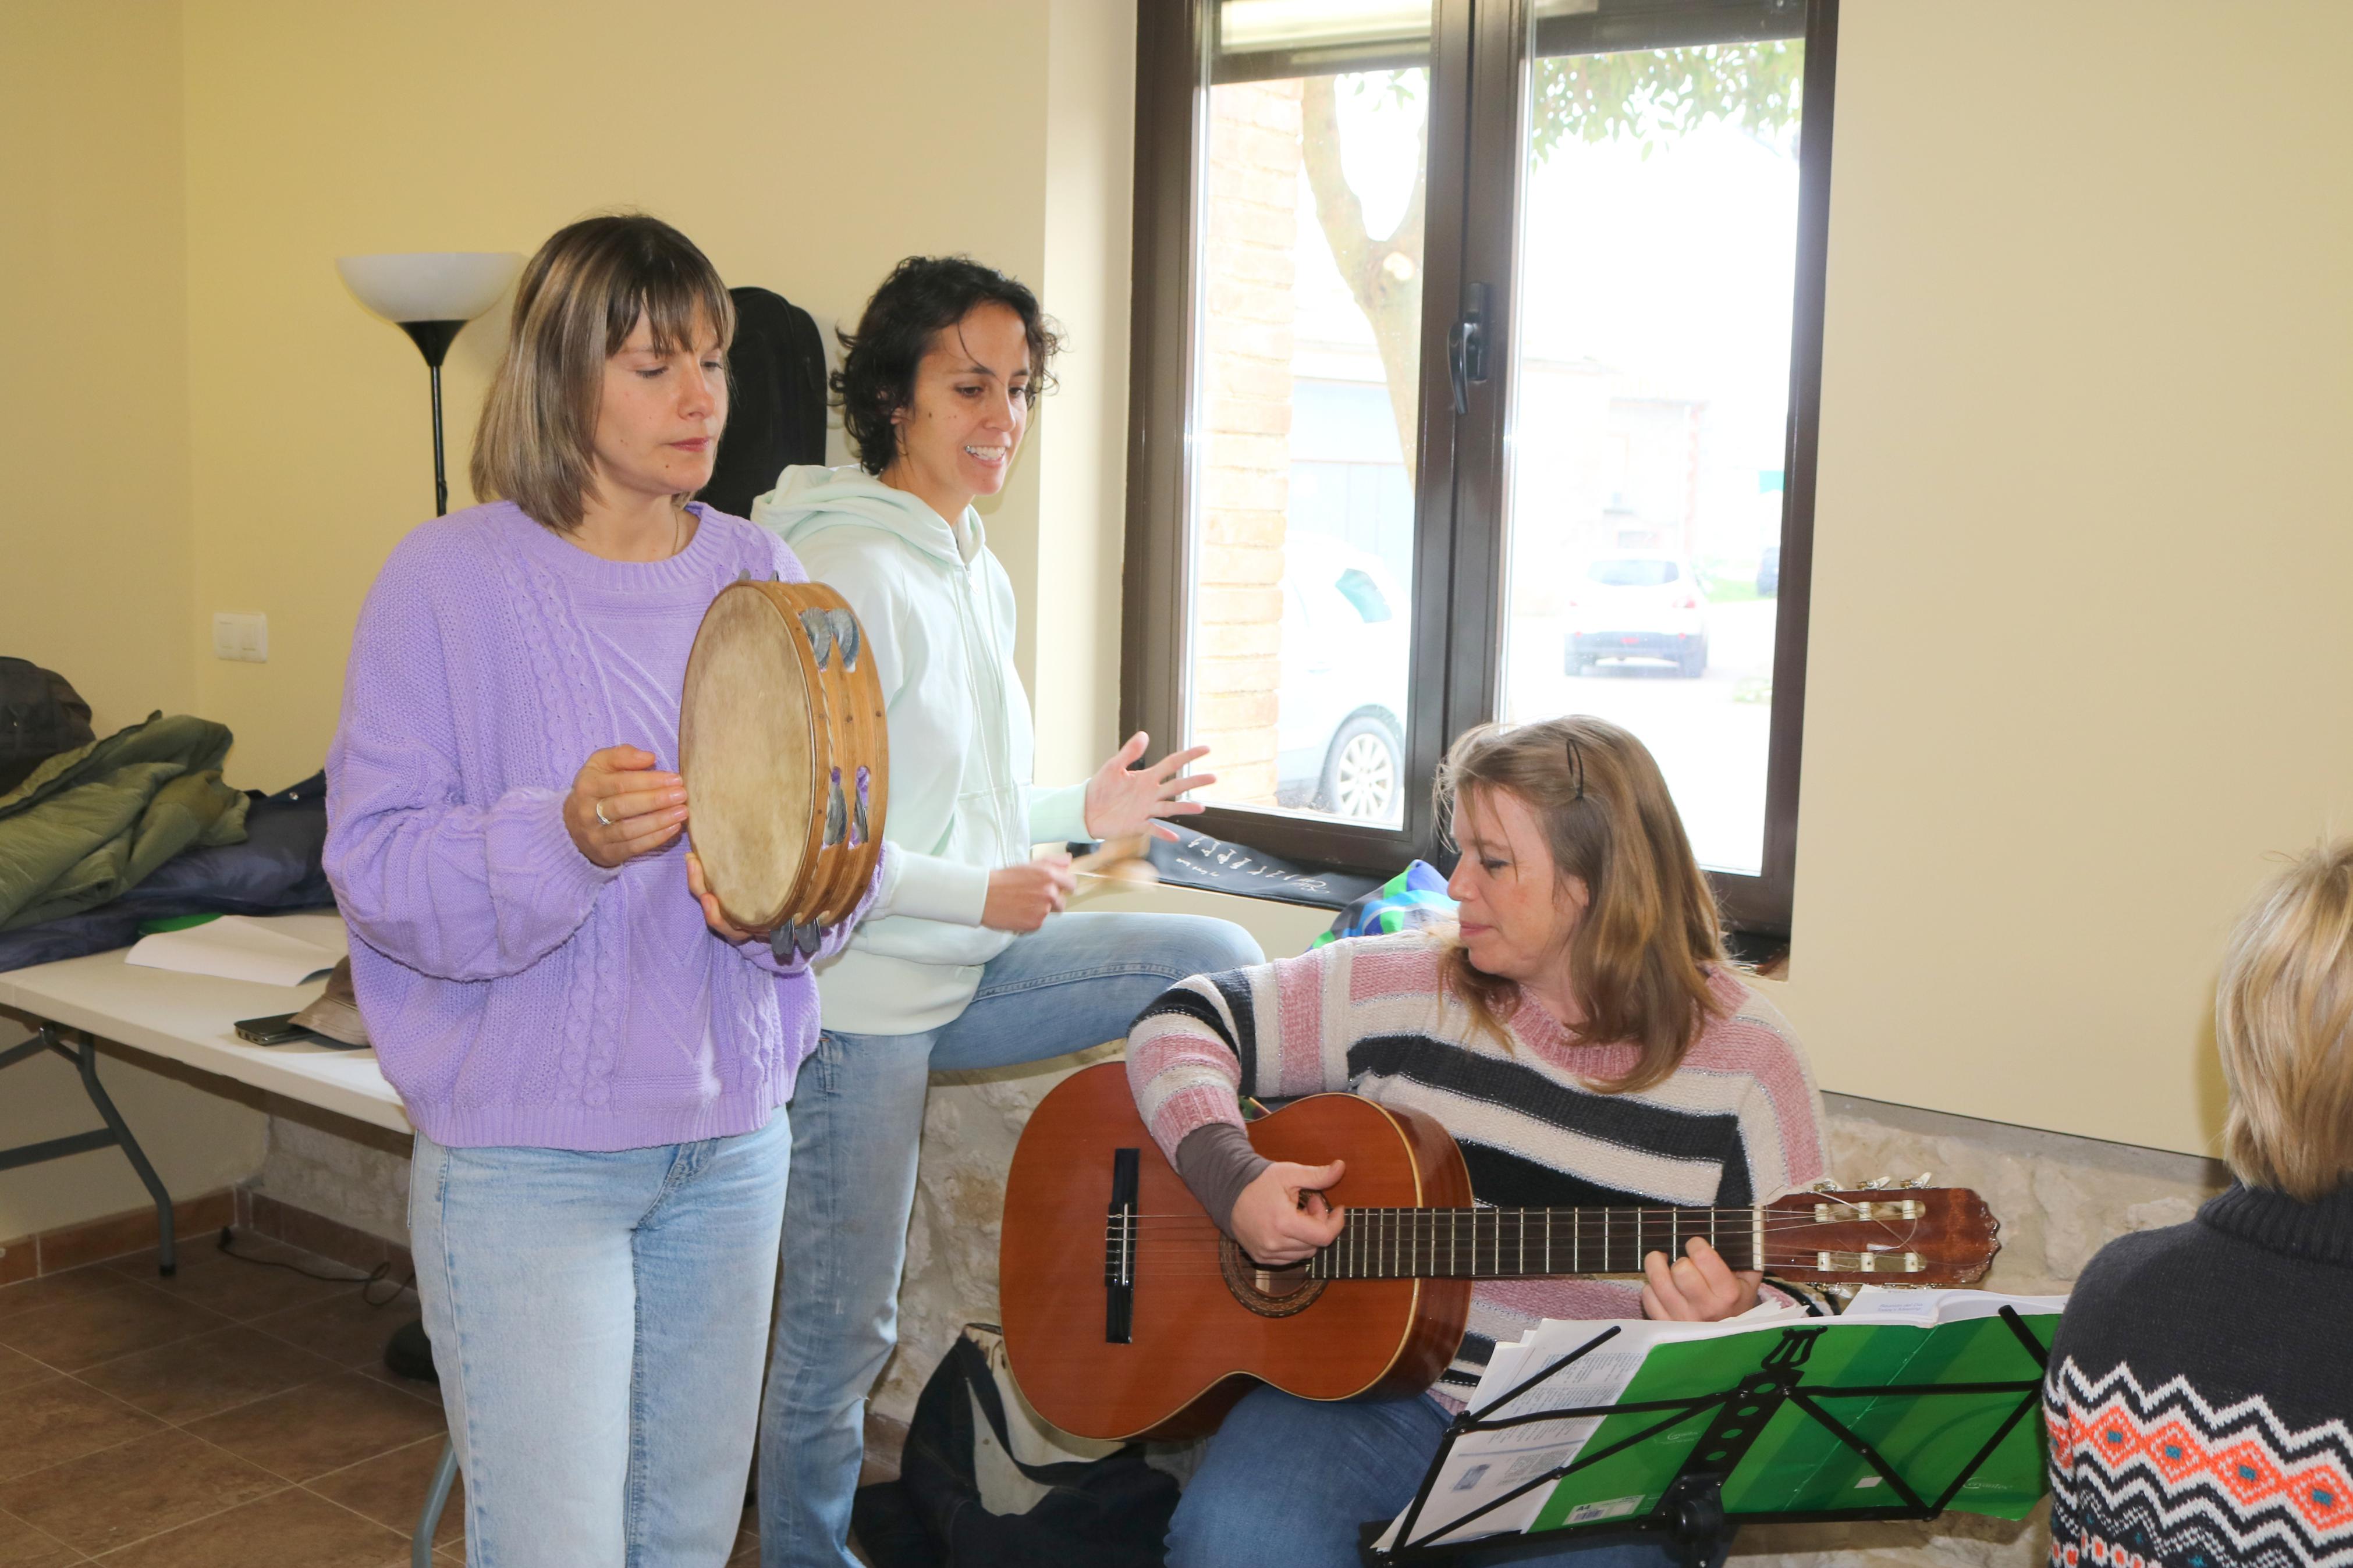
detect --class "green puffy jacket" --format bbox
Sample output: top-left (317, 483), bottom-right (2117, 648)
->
top-left (0, 712), bottom-right (249, 930)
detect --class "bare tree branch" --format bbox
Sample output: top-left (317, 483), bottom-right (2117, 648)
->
top-left (1300, 74), bottom-right (1426, 483)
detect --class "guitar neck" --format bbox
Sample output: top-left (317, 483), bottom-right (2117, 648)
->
top-left (1306, 1205), bottom-right (1763, 1280)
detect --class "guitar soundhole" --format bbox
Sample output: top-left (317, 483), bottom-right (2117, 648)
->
top-left (1219, 1236), bottom-right (1329, 1318)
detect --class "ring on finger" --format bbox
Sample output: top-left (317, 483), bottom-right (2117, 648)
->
top-left (594, 800), bottom-right (613, 828)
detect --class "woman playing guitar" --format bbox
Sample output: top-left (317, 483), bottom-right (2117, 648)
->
top-left (1126, 716), bottom-right (1831, 1568)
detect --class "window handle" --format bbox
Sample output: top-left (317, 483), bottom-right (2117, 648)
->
top-left (1448, 282), bottom-right (1490, 415)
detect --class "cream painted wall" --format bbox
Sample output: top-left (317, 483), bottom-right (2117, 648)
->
top-left (1, 2), bottom-right (197, 734)
top-left (1765, 0), bottom-right (2353, 1155)
top-left (177, 0), bottom-right (1132, 792)
top-left (0, 5), bottom-right (268, 1243)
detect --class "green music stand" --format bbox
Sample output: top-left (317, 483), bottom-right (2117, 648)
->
top-left (1366, 1306), bottom-right (2053, 1568)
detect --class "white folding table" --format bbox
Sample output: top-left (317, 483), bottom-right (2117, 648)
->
top-left (0, 913), bottom-right (449, 1565)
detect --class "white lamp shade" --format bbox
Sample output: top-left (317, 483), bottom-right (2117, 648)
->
top-left (335, 251), bottom-right (521, 323)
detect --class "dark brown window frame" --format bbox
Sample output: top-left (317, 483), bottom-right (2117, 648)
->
top-left (1120, 0), bottom-right (1837, 938)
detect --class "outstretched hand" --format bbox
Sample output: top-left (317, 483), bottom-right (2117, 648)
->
top-left (1083, 733), bottom-right (1213, 842)
top-left (1228, 1158), bottom-right (1347, 1265)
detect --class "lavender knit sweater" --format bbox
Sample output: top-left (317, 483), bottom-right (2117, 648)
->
top-left (325, 501), bottom-right (877, 1151)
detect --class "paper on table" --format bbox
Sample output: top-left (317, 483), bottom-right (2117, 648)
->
top-left (125, 915), bottom-right (343, 987)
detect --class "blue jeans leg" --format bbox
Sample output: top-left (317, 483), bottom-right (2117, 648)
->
top-left (1167, 1385), bottom-right (1705, 1568)
top-left (759, 911), bottom-right (1262, 1568)
top-left (411, 1115), bottom-right (790, 1568)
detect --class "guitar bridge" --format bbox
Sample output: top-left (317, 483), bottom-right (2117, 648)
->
top-left (1103, 1148), bottom-right (1139, 1344)
top-left (1816, 1249), bottom-right (1926, 1274)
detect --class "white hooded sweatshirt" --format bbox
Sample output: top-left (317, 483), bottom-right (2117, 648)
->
top-left (751, 464), bottom-right (1090, 1033)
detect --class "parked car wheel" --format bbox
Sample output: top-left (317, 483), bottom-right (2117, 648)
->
top-left (1678, 640), bottom-right (1709, 678)
top-left (1565, 645), bottom-right (1591, 676)
top-left (1318, 714), bottom-right (1403, 822)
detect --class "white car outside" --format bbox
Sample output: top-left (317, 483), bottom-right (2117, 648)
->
top-left (1564, 553), bottom-right (1709, 677)
top-left (1275, 534), bottom-right (1410, 824)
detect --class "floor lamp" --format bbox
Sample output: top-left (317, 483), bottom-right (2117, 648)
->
top-left (336, 252), bottom-right (521, 517)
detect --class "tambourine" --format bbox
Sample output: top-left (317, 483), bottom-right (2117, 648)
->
top-left (679, 579), bottom-right (888, 958)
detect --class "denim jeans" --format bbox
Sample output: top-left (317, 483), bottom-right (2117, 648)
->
top-left (757, 910), bottom-right (1264, 1568)
top-left (1168, 1385), bottom-right (1717, 1568)
top-left (410, 1113), bottom-right (791, 1567)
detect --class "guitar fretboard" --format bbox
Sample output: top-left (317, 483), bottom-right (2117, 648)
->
top-left (1304, 1206), bottom-right (1763, 1280)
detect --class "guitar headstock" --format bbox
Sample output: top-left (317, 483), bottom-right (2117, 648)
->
top-left (1758, 1183), bottom-right (1999, 1285)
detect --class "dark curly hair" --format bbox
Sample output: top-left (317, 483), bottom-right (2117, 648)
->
top-left (832, 256), bottom-right (1061, 475)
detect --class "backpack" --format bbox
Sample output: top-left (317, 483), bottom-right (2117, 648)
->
top-left (700, 285), bottom-right (829, 518)
top-left (0, 658), bottom-right (95, 795)
top-left (854, 1324), bottom-right (1180, 1568)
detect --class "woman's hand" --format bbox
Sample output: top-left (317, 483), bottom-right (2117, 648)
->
top-left (981, 855), bottom-right (1076, 933)
top-left (1229, 1158), bottom-right (1347, 1265)
top-left (685, 849), bottom-right (760, 943)
top-left (1083, 732), bottom-right (1214, 842)
top-left (564, 746), bottom-right (687, 869)
top-left (1640, 1237), bottom-right (1763, 1322)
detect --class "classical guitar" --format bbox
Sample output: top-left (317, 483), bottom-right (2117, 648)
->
top-left (999, 1064), bottom-right (2000, 1442)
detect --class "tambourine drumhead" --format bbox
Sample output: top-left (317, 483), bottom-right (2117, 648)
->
top-left (679, 588), bottom-right (819, 930)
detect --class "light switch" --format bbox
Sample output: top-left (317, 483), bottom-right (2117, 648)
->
top-left (212, 612), bottom-right (268, 663)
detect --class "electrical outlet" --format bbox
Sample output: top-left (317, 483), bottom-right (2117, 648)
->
top-left (212, 612), bottom-right (268, 663)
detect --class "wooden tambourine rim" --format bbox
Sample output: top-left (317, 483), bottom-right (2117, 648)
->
top-left (800, 583), bottom-right (889, 925)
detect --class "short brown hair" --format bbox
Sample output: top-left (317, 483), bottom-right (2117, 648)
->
top-left (470, 214), bottom-right (734, 532)
top-left (2216, 841), bottom-right (2353, 1200)
top-left (833, 255), bottom-right (1060, 475)
top-left (1433, 716), bottom-right (1728, 1094)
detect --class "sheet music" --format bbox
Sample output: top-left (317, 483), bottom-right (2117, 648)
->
top-left (1375, 1303), bottom-right (1805, 1552)
top-left (1376, 1288), bottom-right (2071, 1554)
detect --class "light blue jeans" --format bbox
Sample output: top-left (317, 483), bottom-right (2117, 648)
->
top-left (411, 1114), bottom-right (792, 1568)
top-left (757, 911), bottom-right (1264, 1568)
top-left (1169, 1385), bottom-right (1717, 1568)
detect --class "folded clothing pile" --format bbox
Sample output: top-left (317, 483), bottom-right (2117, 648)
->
top-left (0, 709), bottom-right (251, 931)
top-left (0, 710), bottom-right (333, 973)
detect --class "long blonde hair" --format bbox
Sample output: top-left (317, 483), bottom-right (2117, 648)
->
top-left (2216, 841), bottom-right (2353, 1200)
top-left (1433, 717), bottom-right (1727, 1093)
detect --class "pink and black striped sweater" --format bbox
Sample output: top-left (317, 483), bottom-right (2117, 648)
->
top-left (1124, 932), bottom-right (1831, 1395)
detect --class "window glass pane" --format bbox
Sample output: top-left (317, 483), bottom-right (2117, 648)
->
top-left (1188, 3), bottom-right (1430, 829)
top-left (1497, 28), bottom-right (1804, 876)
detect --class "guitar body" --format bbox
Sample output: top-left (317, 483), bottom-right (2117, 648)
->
top-left (999, 1063), bottom-right (2001, 1443)
top-left (999, 1062), bottom-right (1471, 1442)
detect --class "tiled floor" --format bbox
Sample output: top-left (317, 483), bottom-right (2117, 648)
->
top-left (0, 1233), bottom-right (765, 1565)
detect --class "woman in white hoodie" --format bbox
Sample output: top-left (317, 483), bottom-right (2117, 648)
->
top-left (750, 256), bottom-right (1264, 1568)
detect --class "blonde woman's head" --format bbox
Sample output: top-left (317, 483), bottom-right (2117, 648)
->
top-left (2215, 841), bottom-right (2353, 1200)
top-left (1432, 716), bottom-right (1726, 1091)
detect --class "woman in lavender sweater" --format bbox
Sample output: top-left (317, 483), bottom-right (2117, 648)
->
top-left (324, 215), bottom-right (875, 1565)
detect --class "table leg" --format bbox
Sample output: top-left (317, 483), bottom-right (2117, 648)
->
top-left (0, 1025), bottom-right (179, 1276)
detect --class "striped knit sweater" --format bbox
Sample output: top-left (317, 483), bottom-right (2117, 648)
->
top-left (2043, 1182), bottom-right (2353, 1568)
top-left (1124, 933), bottom-right (1830, 1394)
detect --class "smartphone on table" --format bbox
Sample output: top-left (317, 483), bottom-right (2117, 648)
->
top-left (234, 1013), bottom-right (313, 1046)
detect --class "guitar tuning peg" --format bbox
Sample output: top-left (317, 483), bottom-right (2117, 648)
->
top-left (1903, 1172), bottom-right (1933, 1189)
top-left (1859, 1176), bottom-right (1892, 1190)
top-left (1809, 1178), bottom-right (1840, 1193)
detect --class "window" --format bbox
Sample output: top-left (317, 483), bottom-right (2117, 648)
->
top-left (1122, 0), bottom-right (1834, 934)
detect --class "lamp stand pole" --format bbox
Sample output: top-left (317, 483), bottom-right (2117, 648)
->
top-left (396, 320), bottom-right (466, 518)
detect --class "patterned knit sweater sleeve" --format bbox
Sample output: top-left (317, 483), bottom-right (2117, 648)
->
top-left (326, 528), bottom-right (619, 982)
top-left (1127, 940), bottom-right (1358, 1160)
